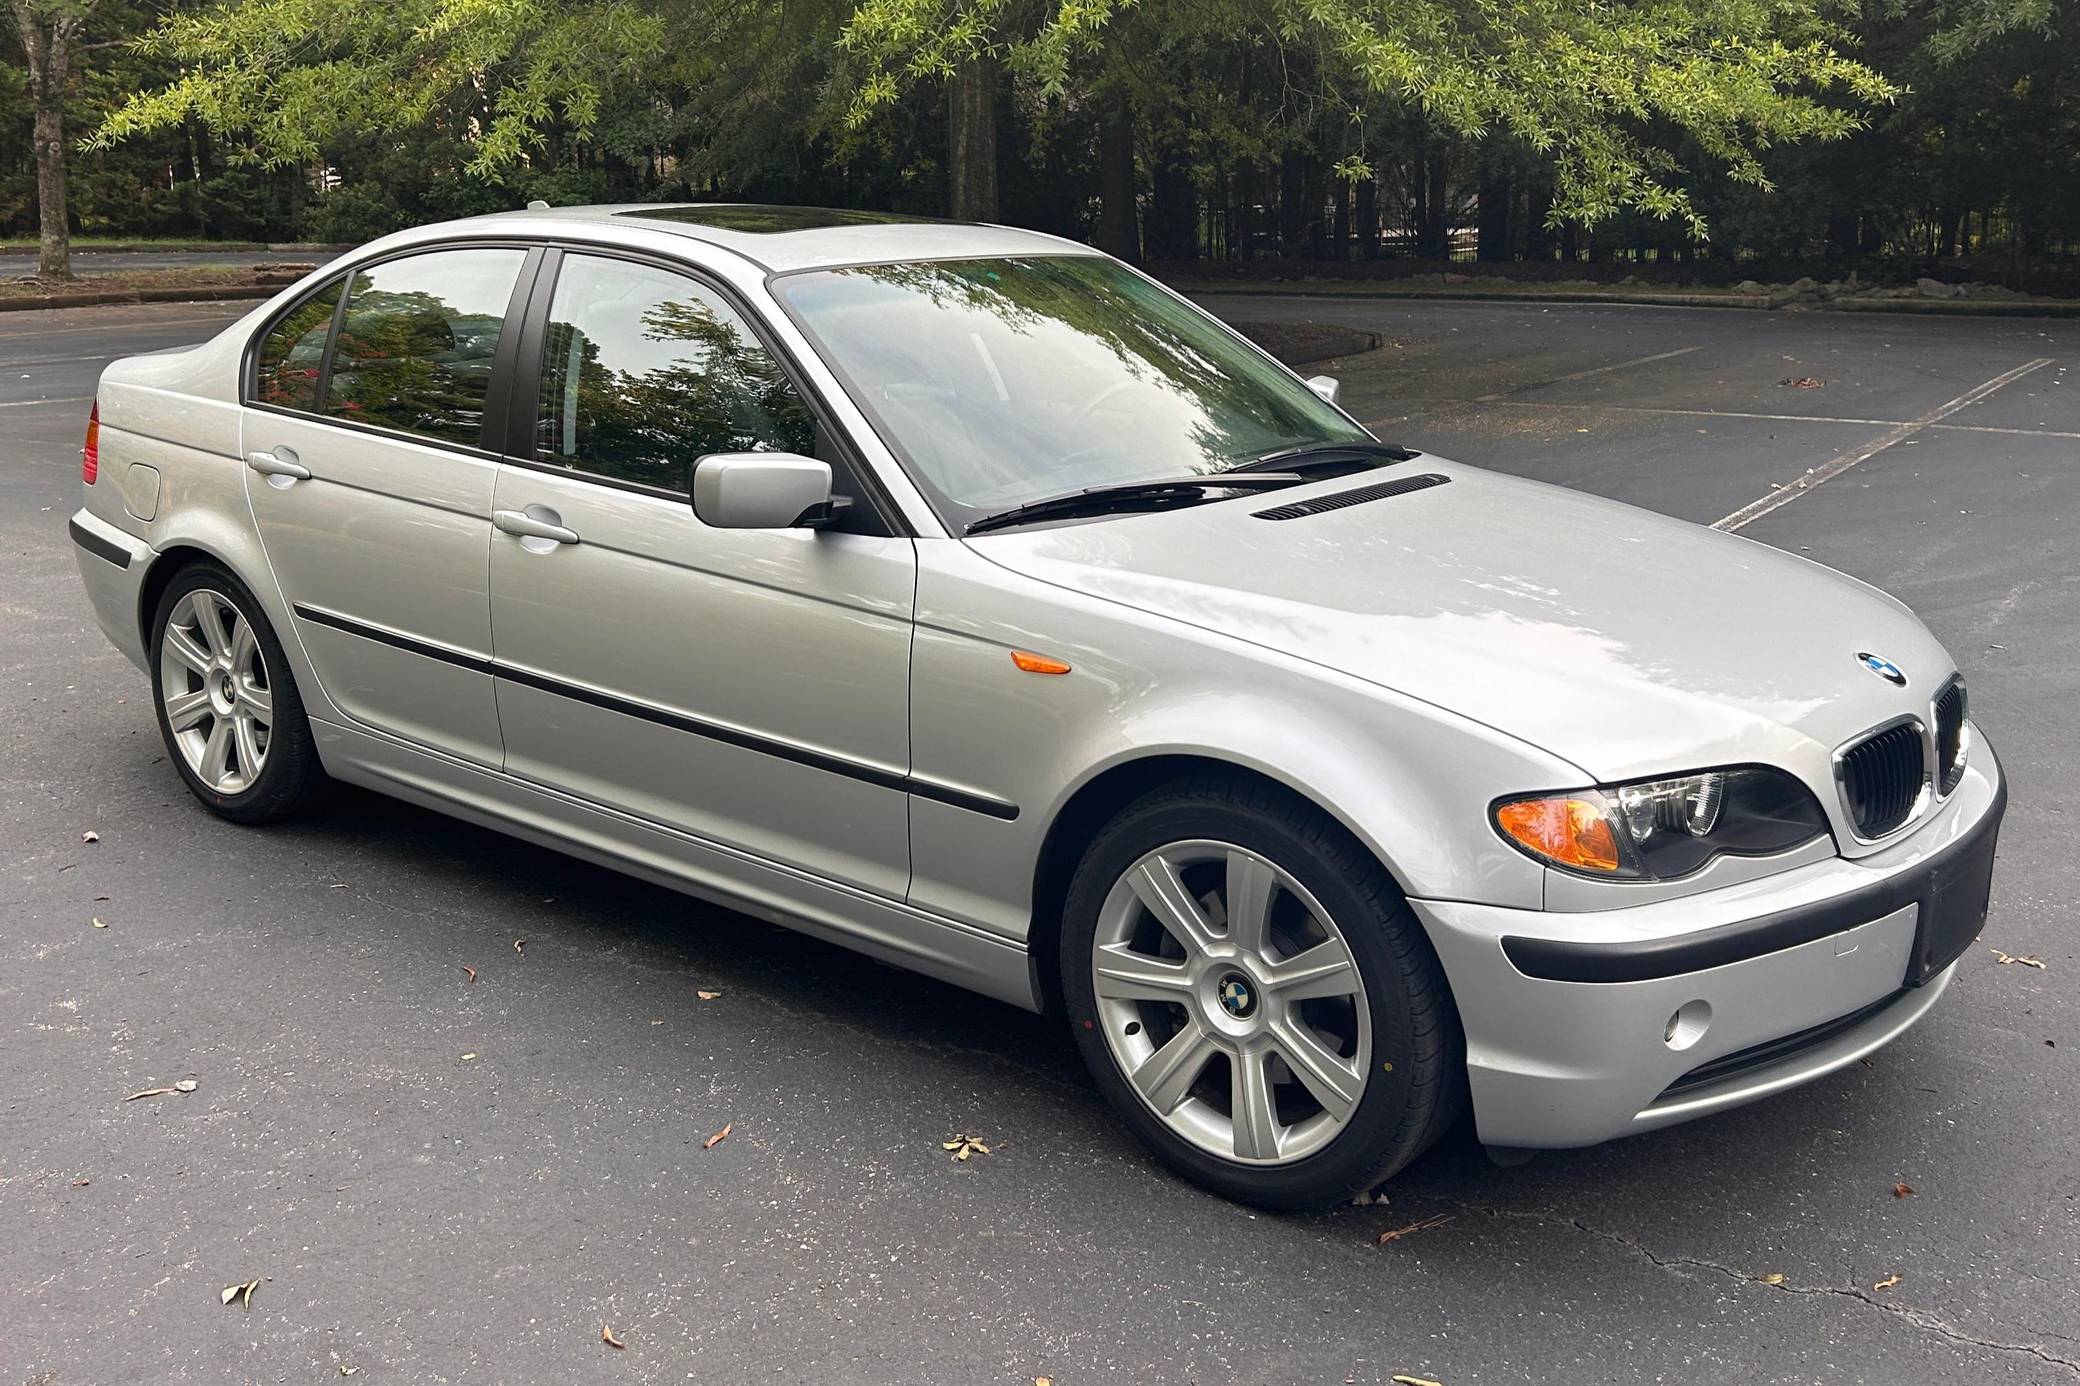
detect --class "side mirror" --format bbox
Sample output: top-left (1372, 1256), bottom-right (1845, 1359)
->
top-left (1305, 374), bottom-right (1341, 405)
top-left (691, 453), bottom-right (841, 529)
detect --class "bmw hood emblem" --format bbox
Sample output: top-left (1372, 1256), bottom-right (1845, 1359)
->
top-left (1856, 652), bottom-right (1907, 687)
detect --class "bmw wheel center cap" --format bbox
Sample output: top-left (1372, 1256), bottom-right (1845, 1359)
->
top-left (1217, 973), bottom-right (1258, 1019)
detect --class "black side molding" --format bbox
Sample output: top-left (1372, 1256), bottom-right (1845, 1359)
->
top-left (1503, 763), bottom-right (2006, 984)
top-left (291, 602), bottom-right (1020, 822)
top-left (69, 517), bottom-right (132, 570)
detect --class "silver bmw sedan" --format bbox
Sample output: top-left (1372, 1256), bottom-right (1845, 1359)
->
top-left (68, 204), bottom-right (2005, 1208)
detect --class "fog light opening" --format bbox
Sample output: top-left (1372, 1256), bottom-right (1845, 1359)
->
top-left (1664, 1000), bottom-right (1712, 1052)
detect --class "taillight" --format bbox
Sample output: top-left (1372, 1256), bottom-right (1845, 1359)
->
top-left (82, 402), bottom-right (100, 485)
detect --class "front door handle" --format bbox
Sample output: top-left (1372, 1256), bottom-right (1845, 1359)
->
top-left (246, 448), bottom-right (311, 481)
top-left (494, 507), bottom-right (580, 546)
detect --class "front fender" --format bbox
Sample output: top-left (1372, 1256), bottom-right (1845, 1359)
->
top-left (906, 541), bottom-right (1575, 944)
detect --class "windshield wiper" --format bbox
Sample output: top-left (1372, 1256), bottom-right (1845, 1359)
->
top-left (963, 472), bottom-right (1308, 536)
top-left (1228, 440), bottom-right (1417, 475)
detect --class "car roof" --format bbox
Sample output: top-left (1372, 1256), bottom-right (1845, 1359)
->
top-left (447, 203), bottom-right (1098, 274)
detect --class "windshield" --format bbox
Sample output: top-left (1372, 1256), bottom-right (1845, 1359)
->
top-left (772, 256), bottom-right (1372, 530)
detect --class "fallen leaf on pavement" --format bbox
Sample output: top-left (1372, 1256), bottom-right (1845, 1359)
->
top-left (1778, 376), bottom-right (1825, 389)
top-left (1759, 1273), bottom-right (1787, 1285)
top-left (70, 1178), bottom-right (89, 1187)
top-left (460, 965), bottom-right (477, 983)
top-left (340, 1368), bottom-right (360, 1377)
top-left (1873, 1273), bottom-right (1902, 1291)
top-left (1990, 949), bottom-right (2047, 969)
top-left (601, 1323), bottom-right (626, 1350)
top-left (82, 830), bottom-right (100, 843)
top-left (514, 938), bottom-right (526, 956)
top-left (1376, 1213), bottom-right (1452, 1245)
top-left (943, 1134), bottom-right (991, 1161)
top-left (1893, 1182), bottom-right (1914, 1199)
top-left (92, 918), bottom-right (107, 928)
top-left (704, 1122), bottom-right (732, 1149)
top-left (1392, 1375), bottom-right (1444, 1386)
top-left (221, 1278), bottom-right (260, 1310)
top-left (460, 1053), bottom-right (479, 1062)
top-left (1036, 1377), bottom-right (1053, 1386)
top-left (696, 990), bottom-right (721, 1000)
top-left (125, 1079), bottom-right (198, 1101)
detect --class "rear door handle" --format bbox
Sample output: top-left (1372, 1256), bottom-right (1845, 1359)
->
top-left (246, 448), bottom-right (311, 481)
top-left (494, 508), bottom-right (580, 545)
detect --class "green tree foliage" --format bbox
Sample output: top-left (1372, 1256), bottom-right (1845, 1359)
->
top-left (840, 0), bottom-right (1896, 235)
top-left (3, 0), bottom-right (2073, 283)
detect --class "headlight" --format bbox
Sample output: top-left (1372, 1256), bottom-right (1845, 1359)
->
top-left (1493, 766), bottom-right (1831, 880)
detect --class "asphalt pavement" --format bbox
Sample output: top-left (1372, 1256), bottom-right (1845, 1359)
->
top-left (2, 295), bottom-right (2074, 1384)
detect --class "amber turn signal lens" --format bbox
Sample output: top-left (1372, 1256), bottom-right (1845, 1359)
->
top-left (1010, 650), bottom-right (1072, 675)
top-left (1495, 796), bottom-right (1624, 873)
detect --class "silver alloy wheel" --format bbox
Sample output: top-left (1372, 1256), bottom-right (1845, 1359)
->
top-left (1091, 840), bottom-right (1372, 1166)
top-left (159, 588), bottom-right (272, 795)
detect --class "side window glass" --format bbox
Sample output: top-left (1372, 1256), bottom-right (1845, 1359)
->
top-left (534, 254), bottom-right (816, 493)
top-left (253, 278), bottom-right (342, 412)
top-left (326, 247), bottom-right (526, 447)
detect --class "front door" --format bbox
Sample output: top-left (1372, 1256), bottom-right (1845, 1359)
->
top-left (242, 245), bottom-right (530, 766)
top-left (486, 250), bottom-right (915, 897)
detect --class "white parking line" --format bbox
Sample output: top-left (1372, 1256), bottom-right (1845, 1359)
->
top-left (0, 394), bottom-right (92, 408)
top-left (1710, 358), bottom-right (2054, 532)
top-left (1474, 345), bottom-right (1703, 401)
top-left (1446, 399), bottom-right (2080, 441)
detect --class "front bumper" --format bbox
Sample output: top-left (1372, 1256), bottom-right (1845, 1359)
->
top-left (1414, 742), bottom-right (2005, 1150)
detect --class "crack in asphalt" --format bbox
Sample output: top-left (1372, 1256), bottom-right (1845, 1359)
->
top-left (1443, 1200), bottom-right (2080, 1377)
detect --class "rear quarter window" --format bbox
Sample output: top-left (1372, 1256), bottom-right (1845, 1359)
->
top-left (253, 279), bottom-right (343, 412)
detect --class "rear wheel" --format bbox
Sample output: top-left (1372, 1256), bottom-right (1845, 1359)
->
top-left (150, 563), bottom-right (326, 823)
top-left (1060, 776), bottom-right (1462, 1209)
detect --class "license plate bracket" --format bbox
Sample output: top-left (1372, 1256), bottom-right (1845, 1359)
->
top-left (1905, 817), bottom-right (2001, 985)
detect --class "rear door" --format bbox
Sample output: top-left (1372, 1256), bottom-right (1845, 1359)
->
top-left (242, 244), bottom-right (535, 765)
top-left (485, 249), bottom-right (916, 896)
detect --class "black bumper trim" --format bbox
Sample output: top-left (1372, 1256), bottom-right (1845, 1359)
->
top-left (1502, 758), bottom-right (2006, 984)
top-left (1660, 989), bottom-right (1909, 1097)
top-left (69, 517), bottom-right (132, 570)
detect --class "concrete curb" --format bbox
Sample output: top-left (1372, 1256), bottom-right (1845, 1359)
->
top-left (0, 283), bottom-right (288, 314)
top-left (1167, 280), bottom-right (2080, 317)
top-left (0, 242), bottom-right (352, 256)
top-left (1830, 296), bottom-right (2080, 318)
top-left (1168, 281), bottom-right (1794, 310)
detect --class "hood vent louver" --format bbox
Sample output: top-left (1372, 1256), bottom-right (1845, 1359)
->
top-left (1252, 471), bottom-right (1450, 521)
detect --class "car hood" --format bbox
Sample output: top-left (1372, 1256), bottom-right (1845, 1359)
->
top-left (967, 459), bottom-right (1954, 783)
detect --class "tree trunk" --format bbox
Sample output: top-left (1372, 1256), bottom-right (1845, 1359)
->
top-left (947, 49), bottom-right (999, 221)
top-left (1417, 151), bottom-right (1449, 260)
top-left (1476, 150), bottom-right (1511, 262)
top-left (1524, 173), bottom-right (1554, 261)
top-left (1097, 88), bottom-right (1138, 261)
top-left (1330, 175), bottom-right (1350, 262)
top-left (1147, 135), bottom-right (1197, 261)
top-left (1355, 177), bottom-right (1378, 260)
top-left (1278, 147), bottom-right (1306, 257)
top-left (14, 3), bottom-right (88, 281)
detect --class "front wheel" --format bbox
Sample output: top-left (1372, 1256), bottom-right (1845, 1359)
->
top-left (1060, 777), bottom-right (1463, 1209)
top-left (149, 562), bottom-right (327, 823)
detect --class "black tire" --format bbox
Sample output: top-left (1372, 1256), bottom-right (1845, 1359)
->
top-left (1060, 774), bottom-right (1464, 1210)
top-left (148, 560), bottom-right (328, 824)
